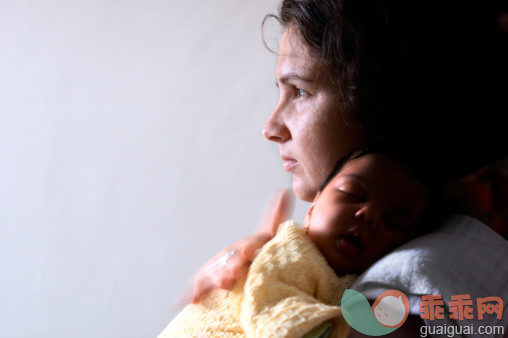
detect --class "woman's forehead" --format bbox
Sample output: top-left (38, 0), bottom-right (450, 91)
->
top-left (277, 29), bottom-right (320, 77)
top-left (278, 26), bottom-right (309, 56)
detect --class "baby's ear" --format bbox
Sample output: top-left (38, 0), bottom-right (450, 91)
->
top-left (303, 192), bottom-right (320, 229)
top-left (303, 205), bottom-right (314, 229)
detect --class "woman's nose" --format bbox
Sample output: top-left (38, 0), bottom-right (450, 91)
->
top-left (261, 106), bottom-right (290, 142)
top-left (355, 205), bottom-right (378, 229)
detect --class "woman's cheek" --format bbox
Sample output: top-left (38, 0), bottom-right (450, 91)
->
top-left (297, 135), bottom-right (332, 190)
top-left (291, 134), bottom-right (324, 199)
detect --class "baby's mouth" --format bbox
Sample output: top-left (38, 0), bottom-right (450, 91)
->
top-left (336, 234), bottom-right (364, 256)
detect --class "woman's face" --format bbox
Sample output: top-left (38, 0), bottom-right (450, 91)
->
top-left (262, 27), bottom-right (366, 202)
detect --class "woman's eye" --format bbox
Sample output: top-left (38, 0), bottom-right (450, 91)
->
top-left (295, 88), bottom-right (308, 97)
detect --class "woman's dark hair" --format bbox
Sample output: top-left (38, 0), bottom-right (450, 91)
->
top-left (264, 0), bottom-right (508, 186)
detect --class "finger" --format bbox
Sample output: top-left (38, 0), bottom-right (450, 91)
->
top-left (191, 278), bottom-right (214, 304)
top-left (240, 233), bottom-right (272, 261)
top-left (191, 253), bottom-right (225, 303)
top-left (209, 260), bottom-right (237, 289)
top-left (230, 262), bottom-right (250, 279)
top-left (225, 250), bottom-right (253, 278)
top-left (225, 251), bottom-right (247, 274)
top-left (175, 281), bottom-right (195, 308)
top-left (194, 249), bottom-right (246, 301)
top-left (216, 275), bottom-right (236, 289)
top-left (262, 188), bottom-right (295, 235)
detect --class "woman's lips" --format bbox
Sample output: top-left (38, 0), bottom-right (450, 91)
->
top-left (336, 235), bottom-right (364, 256)
top-left (282, 159), bottom-right (297, 171)
top-left (281, 154), bottom-right (297, 171)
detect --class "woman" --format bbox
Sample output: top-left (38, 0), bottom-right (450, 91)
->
top-left (191, 0), bottom-right (508, 336)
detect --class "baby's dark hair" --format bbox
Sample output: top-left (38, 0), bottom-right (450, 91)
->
top-left (319, 139), bottom-right (440, 192)
top-left (318, 146), bottom-right (372, 193)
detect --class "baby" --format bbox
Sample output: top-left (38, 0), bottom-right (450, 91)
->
top-left (304, 146), bottom-right (429, 275)
top-left (159, 146), bottom-right (432, 338)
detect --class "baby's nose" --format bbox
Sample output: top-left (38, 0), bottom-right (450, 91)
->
top-left (355, 205), bottom-right (378, 228)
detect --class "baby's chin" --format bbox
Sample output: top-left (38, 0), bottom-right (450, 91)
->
top-left (306, 233), bottom-right (366, 275)
top-left (327, 252), bottom-right (372, 276)
top-left (330, 263), bottom-right (368, 277)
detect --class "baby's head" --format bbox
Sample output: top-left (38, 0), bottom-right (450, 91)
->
top-left (303, 147), bottom-right (430, 275)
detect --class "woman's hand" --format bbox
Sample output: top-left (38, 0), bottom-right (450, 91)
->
top-left (191, 188), bottom-right (294, 303)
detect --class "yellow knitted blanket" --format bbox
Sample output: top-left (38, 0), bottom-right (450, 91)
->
top-left (158, 221), bottom-right (355, 338)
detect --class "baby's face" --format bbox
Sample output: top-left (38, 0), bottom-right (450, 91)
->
top-left (303, 153), bottom-right (428, 274)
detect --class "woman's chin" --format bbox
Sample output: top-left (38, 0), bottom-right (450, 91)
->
top-left (292, 177), bottom-right (316, 202)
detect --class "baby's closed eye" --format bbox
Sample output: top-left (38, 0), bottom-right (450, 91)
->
top-left (336, 177), bottom-right (366, 201)
top-left (383, 210), bottom-right (414, 232)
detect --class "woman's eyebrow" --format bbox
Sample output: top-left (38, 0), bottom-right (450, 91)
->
top-left (277, 72), bottom-right (315, 85)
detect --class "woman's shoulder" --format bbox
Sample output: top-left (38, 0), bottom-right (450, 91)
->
top-left (351, 213), bottom-right (508, 312)
top-left (351, 213), bottom-right (508, 333)
top-left (425, 213), bottom-right (507, 243)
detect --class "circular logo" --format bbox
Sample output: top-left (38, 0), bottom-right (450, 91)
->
top-left (371, 290), bottom-right (410, 328)
top-left (341, 289), bottom-right (410, 336)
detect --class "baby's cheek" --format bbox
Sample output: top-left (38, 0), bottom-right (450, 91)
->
top-left (306, 228), bottom-right (320, 247)
top-left (307, 229), bottom-right (329, 253)
top-left (307, 225), bottom-right (334, 247)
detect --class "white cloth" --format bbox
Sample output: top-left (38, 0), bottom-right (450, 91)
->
top-left (352, 214), bottom-right (508, 337)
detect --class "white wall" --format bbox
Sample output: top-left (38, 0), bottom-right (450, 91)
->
top-left (0, 1), bottom-right (310, 337)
